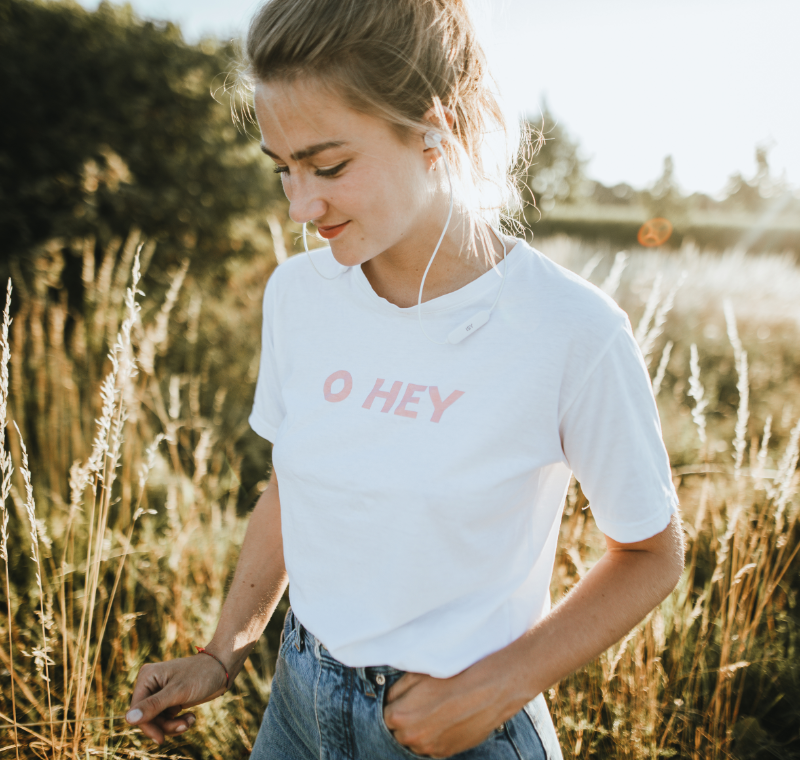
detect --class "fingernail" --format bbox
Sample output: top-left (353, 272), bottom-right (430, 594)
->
top-left (177, 725), bottom-right (187, 733)
top-left (187, 715), bottom-right (196, 727)
top-left (126, 708), bottom-right (143, 724)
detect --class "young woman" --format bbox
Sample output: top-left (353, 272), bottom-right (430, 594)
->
top-left (125, 0), bottom-right (684, 757)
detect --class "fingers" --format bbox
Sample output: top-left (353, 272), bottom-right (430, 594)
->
top-left (155, 711), bottom-right (197, 737)
top-left (386, 672), bottom-right (424, 704)
top-left (128, 687), bottom-right (180, 726)
top-left (127, 656), bottom-right (224, 745)
top-left (127, 664), bottom-right (187, 745)
top-left (128, 708), bottom-right (197, 746)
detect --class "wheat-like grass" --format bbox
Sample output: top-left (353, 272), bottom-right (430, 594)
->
top-left (651, 340), bottom-right (672, 397)
top-left (688, 344), bottom-right (708, 446)
top-left (12, 421), bottom-right (56, 752)
top-left (2, 233), bottom-right (798, 759)
top-left (600, 250), bottom-right (628, 297)
top-left (634, 272), bottom-right (661, 345)
top-left (639, 271), bottom-right (687, 367)
top-left (0, 280), bottom-right (20, 760)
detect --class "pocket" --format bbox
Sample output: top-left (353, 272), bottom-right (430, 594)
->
top-left (376, 676), bottom-right (520, 760)
top-left (376, 681), bottom-right (432, 760)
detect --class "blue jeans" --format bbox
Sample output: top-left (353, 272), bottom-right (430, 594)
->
top-left (250, 608), bottom-right (563, 760)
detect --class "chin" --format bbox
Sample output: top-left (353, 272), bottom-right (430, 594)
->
top-left (330, 244), bottom-right (372, 269)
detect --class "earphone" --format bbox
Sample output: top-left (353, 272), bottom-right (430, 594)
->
top-left (302, 129), bottom-right (508, 344)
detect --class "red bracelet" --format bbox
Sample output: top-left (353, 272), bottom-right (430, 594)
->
top-left (194, 645), bottom-right (230, 691)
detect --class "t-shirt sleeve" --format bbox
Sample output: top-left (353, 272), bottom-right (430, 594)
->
top-left (248, 274), bottom-right (286, 443)
top-left (559, 318), bottom-right (679, 543)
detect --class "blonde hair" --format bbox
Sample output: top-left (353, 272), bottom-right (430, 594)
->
top-left (242, 0), bottom-right (540, 263)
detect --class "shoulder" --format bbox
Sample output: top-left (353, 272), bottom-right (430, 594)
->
top-left (267, 246), bottom-right (337, 286)
top-left (507, 238), bottom-right (629, 341)
top-left (263, 246), bottom-right (342, 303)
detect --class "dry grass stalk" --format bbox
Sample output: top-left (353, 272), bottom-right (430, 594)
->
top-left (634, 273), bottom-right (662, 345)
top-left (651, 340), bottom-right (673, 397)
top-left (12, 421), bottom-right (56, 752)
top-left (600, 251), bottom-right (628, 297)
top-left (70, 251), bottom-right (143, 754)
top-left (639, 271), bottom-right (687, 366)
top-left (724, 301), bottom-right (750, 480)
top-left (0, 280), bottom-right (20, 760)
top-left (578, 252), bottom-right (603, 281)
top-left (754, 415), bottom-right (773, 491)
top-left (688, 344), bottom-right (708, 446)
top-left (138, 259), bottom-right (190, 376)
top-left (266, 213), bottom-right (288, 265)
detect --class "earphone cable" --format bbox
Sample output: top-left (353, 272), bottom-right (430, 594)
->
top-left (303, 222), bottom-right (346, 280)
top-left (417, 132), bottom-right (508, 345)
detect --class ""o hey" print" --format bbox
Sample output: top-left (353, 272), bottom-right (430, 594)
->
top-left (323, 370), bottom-right (464, 423)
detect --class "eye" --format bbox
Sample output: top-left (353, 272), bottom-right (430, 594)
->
top-left (315, 161), bottom-right (349, 177)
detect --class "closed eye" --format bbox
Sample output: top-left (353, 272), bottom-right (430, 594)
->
top-left (272, 161), bottom-right (350, 178)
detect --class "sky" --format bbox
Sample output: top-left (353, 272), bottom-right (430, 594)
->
top-left (77, 0), bottom-right (799, 198)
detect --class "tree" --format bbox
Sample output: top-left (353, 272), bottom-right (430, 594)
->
top-left (721, 143), bottom-right (796, 213)
top-left (0, 0), bottom-right (283, 283)
top-left (645, 155), bottom-right (687, 220)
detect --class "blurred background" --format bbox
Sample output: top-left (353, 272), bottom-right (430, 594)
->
top-left (0, 1), bottom-right (798, 759)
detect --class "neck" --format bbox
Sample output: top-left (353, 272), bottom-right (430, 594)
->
top-left (360, 210), bottom-right (511, 309)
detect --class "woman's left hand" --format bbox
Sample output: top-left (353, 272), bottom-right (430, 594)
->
top-left (383, 658), bottom-right (518, 758)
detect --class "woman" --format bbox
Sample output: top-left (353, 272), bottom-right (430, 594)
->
top-left (126, 0), bottom-right (684, 757)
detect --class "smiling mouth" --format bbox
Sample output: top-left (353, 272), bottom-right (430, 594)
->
top-left (316, 221), bottom-right (350, 239)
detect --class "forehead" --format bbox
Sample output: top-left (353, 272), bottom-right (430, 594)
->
top-left (253, 78), bottom-right (406, 159)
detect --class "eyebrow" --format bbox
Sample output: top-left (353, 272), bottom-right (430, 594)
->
top-left (260, 140), bottom-right (348, 162)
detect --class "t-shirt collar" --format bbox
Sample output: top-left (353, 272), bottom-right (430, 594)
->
top-left (349, 238), bottom-right (524, 317)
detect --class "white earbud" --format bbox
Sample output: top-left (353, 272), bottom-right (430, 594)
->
top-left (424, 131), bottom-right (443, 149)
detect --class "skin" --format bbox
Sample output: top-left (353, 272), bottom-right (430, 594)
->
top-left (125, 76), bottom-right (686, 754)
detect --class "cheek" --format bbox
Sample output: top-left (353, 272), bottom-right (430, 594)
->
top-left (358, 164), bottom-right (422, 220)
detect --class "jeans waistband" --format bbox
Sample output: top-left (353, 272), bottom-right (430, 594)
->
top-left (287, 607), bottom-right (404, 688)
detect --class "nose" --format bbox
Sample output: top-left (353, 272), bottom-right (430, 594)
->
top-left (284, 174), bottom-right (328, 226)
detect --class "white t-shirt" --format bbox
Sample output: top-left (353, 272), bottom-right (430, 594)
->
top-left (249, 237), bottom-right (679, 678)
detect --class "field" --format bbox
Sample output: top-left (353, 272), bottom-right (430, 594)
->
top-left (0, 229), bottom-right (798, 759)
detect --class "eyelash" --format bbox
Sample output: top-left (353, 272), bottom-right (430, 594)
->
top-left (272, 161), bottom-right (349, 178)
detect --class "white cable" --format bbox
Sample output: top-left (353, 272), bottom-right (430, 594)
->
top-left (303, 222), bottom-right (346, 280)
top-left (417, 131), bottom-right (508, 345)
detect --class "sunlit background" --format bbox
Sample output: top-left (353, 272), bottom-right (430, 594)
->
top-left (75, 0), bottom-right (800, 197)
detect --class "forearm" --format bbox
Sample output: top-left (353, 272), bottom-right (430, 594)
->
top-left (207, 473), bottom-right (288, 682)
top-left (487, 513), bottom-right (684, 714)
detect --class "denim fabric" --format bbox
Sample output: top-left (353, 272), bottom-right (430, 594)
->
top-left (250, 608), bottom-right (563, 760)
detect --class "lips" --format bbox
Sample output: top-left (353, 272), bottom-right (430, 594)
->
top-left (317, 221), bottom-right (350, 239)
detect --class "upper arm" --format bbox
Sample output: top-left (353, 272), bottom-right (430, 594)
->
top-left (560, 320), bottom-right (679, 545)
top-left (603, 511), bottom-right (685, 586)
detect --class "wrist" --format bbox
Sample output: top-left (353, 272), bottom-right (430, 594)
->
top-left (205, 634), bottom-right (256, 684)
top-left (482, 635), bottom-right (545, 714)
top-left (194, 645), bottom-right (231, 691)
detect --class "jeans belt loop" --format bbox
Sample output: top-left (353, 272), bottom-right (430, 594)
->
top-left (356, 667), bottom-right (376, 697)
top-left (294, 613), bottom-right (304, 653)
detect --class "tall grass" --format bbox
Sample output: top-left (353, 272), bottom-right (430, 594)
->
top-left (0, 232), bottom-right (275, 758)
top-left (0, 230), bottom-right (798, 758)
